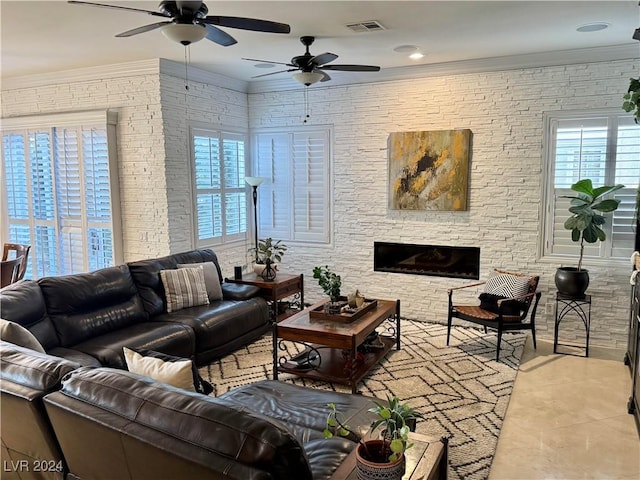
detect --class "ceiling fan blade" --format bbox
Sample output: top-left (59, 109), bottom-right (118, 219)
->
top-left (202, 16), bottom-right (290, 34)
top-left (242, 58), bottom-right (294, 67)
top-left (319, 71), bottom-right (332, 82)
top-left (203, 24), bottom-right (237, 46)
top-left (252, 69), bottom-right (297, 79)
top-left (320, 64), bottom-right (381, 72)
top-left (311, 53), bottom-right (338, 67)
top-left (67, 1), bottom-right (168, 18)
top-left (115, 22), bottom-right (170, 38)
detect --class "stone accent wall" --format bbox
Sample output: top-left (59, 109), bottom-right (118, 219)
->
top-left (249, 60), bottom-right (638, 349)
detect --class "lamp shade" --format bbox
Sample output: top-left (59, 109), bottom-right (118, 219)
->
top-left (245, 176), bottom-right (264, 187)
top-left (161, 23), bottom-right (207, 46)
top-left (293, 71), bottom-right (324, 86)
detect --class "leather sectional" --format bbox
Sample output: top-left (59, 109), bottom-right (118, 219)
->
top-left (0, 249), bottom-right (270, 367)
top-left (1, 341), bottom-right (377, 480)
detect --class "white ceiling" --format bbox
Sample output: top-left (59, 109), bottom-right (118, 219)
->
top-left (1, 0), bottom-right (639, 87)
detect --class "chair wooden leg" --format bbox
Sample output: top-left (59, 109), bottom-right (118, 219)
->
top-left (531, 324), bottom-right (537, 349)
top-left (496, 327), bottom-right (503, 361)
top-left (446, 311), bottom-right (452, 346)
top-left (483, 326), bottom-right (488, 334)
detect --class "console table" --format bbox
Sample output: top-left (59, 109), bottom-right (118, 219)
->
top-left (225, 272), bottom-right (303, 323)
top-left (554, 292), bottom-right (592, 357)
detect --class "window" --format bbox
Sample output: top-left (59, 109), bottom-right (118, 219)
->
top-left (191, 127), bottom-right (247, 246)
top-left (1, 111), bottom-right (121, 278)
top-left (253, 127), bottom-right (331, 244)
top-left (542, 111), bottom-right (640, 263)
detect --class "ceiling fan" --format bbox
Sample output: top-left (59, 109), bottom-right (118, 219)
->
top-left (67, 1), bottom-right (291, 46)
top-left (243, 36), bottom-right (381, 85)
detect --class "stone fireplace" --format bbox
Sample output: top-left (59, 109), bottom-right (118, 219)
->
top-left (373, 242), bottom-right (480, 280)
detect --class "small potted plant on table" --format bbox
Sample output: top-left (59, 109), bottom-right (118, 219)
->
top-left (253, 237), bottom-right (287, 280)
top-left (312, 265), bottom-right (345, 314)
top-left (324, 395), bottom-right (423, 480)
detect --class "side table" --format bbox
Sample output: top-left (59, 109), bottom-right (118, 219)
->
top-left (225, 272), bottom-right (304, 323)
top-left (554, 292), bottom-right (592, 357)
top-left (329, 432), bottom-right (448, 480)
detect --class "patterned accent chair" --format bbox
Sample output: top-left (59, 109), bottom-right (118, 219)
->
top-left (447, 269), bottom-right (541, 361)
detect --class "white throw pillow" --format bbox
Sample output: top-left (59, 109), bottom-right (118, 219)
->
top-left (0, 318), bottom-right (46, 353)
top-left (177, 262), bottom-right (222, 301)
top-left (123, 347), bottom-right (195, 391)
top-left (483, 271), bottom-right (532, 299)
top-left (159, 266), bottom-right (209, 313)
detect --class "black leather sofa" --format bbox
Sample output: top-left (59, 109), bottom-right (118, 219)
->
top-left (1, 342), bottom-right (377, 480)
top-left (0, 249), bottom-right (270, 367)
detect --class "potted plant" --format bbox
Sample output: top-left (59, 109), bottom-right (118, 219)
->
top-left (252, 238), bottom-right (287, 280)
top-left (622, 77), bottom-right (640, 124)
top-left (312, 265), bottom-right (344, 314)
top-left (555, 179), bottom-right (624, 296)
top-left (324, 395), bottom-right (423, 480)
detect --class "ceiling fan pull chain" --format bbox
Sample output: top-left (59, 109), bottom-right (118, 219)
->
top-left (184, 46), bottom-right (190, 91)
top-left (303, 87), bottom-right (310, 124)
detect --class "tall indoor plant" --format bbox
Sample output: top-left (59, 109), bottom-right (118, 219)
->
top-left (555, 179), bottom-right (624, 296)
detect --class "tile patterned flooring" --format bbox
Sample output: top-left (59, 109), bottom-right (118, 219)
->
top-left (489, 338), bottom-right (640, 480)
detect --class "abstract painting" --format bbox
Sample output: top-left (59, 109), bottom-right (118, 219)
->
top-left (388, 129), bottom-right (471, 211)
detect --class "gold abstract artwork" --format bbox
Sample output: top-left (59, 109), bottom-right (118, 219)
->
top-left (388, 129), bottom-right (471, 211)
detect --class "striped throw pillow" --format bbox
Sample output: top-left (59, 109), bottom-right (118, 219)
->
top-left (160, 266), bottom-right (209, 313)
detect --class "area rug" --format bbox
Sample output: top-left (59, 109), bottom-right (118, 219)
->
top-left (199, 320), bottom-right (526, 480)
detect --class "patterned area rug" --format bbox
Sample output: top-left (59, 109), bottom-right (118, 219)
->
top-left (199, 320), bottom-right (526, 480)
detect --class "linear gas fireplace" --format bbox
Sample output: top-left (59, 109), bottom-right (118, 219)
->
top-left (374, 242), bottom-right (480, 280)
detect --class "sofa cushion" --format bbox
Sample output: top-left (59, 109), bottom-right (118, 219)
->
top-left (38, 265), bottom-right (147, 347)
top-left (128, 250), bottom-right (222, 318)
top-left (123, 347), bottom-right (195, 391)
top-left (45, 367), bottom-right (312, 480)
top-left (178, 262), bottom-right (223, 301)
top-left (68, 321), bottom-right (196, 368)
top-left (160, 266), bottom-right (209, 313)
top-left (0, 318), bottom-right (46, 353)
top-left (0, 279), bottom-right (60, 350)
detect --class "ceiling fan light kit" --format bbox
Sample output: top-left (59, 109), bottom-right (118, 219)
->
top-left (293, 71), bottom-right (324, 86)
top-left (162, 23), bottom-right (207, 45)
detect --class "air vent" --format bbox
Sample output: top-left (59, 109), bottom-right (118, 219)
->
top-left (346, 20), bottom-right (386, 33)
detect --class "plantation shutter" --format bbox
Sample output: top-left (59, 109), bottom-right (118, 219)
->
top-left (292, 130), bottom-right (330, 243)
top-left (253, 128), bottom-right (331, 244)
top-left (255, 132), bottom-right (290, 240)
top-left (1, 110), bottom-right (120, 278)
top-left (545, 113), bottom-right (640, 261)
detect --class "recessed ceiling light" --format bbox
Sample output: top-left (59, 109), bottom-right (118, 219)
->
top-left (393, 45), bottom-right (419, 53)
top-left (254, 63), bottom-right (276, 69)
top-left (576, 22), bottom-right (610, 33)
top-left (409, 52), bottom-right (424, 60)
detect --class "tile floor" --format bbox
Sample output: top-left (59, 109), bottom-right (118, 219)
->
top-left (489, 337), bottom-right (640, 480)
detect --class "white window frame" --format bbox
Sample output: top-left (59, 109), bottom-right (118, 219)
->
top-left (190, 125), bottom-right (248, 248)
top-left (252, 126), bottom-right (332, 245)
top-left (0, 110), bottom-right (122, 278)
top-left (540, 109), bottom-right (640, 265)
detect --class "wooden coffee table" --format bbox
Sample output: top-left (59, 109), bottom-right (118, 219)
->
top-left (273, 298), bottom-right (400, 393)
top-left (330, 432), bottom-right (448, 480)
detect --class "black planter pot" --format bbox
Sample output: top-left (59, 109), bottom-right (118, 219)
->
top-left (555, 267), bottom-right (589, 297)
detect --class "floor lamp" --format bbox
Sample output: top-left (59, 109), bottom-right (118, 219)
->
top-left (245, 176), bottom-right (264, 264)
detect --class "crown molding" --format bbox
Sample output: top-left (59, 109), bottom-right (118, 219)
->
top-left (247, 43), bottom-right (640, 94)
top-left (2, 43), bottom-right (636, 94)
top-left (1, 58), bottom-right (247, 93)
top-left (158, 59), bottom-right (248, 93)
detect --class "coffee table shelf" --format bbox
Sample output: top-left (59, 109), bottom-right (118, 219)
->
top-left (274, 298), bottom-right (400, 393)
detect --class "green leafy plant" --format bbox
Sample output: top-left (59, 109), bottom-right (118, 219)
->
top-left (622, 77), bottom-right (640, 123)
top-left (312, 265), bottom-right (342, 302)
top-left (562, 179), bottom-right (624, 270)
top-left (254, 237), bottom-right (287, 264)
top-left (323, 395), bottom-right (423, 463)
